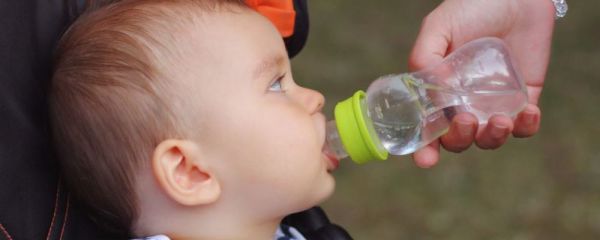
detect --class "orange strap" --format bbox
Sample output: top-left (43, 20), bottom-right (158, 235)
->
top-left (245, 0), bottom-right (296, 37)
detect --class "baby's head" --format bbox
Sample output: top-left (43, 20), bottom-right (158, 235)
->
top-left (50, 0), bottom-right (336, 238)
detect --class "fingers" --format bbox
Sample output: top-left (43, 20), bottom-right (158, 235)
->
top-left (513, 104), bottom-right (541, 138)
top-left (440, 112), bottom-right (478, 153)
top-left (411, 108), bottom-right (538, 168)
top-left (475, 115), bottom-right (514, 150)
top-left (412, 140), bottom-right (440, 168)
top-left (408, 11), bottom-right (451, 71)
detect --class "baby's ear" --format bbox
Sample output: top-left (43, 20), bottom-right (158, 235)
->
top-left (152, 139), bottom-right (220, 206)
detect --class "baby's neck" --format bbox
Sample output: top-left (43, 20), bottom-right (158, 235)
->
top-left (135, 205), bottom-right (283, 240)
top-left (169, 220), bottom-right (281, 240)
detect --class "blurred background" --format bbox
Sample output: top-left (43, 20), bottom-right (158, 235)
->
top-left (291, 1), bottom-right (600, 239)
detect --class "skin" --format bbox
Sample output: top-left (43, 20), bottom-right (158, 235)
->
top-left (409, 0), bottom-right (555, 168)
top-left (135, 9), bottom-right (335, 239)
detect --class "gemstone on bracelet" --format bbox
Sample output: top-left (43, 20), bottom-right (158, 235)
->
top-left (552, 0), bottom-right (568, 18)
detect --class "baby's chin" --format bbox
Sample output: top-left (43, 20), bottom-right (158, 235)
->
top-left (311, 174), bottom-right (336, 206)
top-left (283, 158), bottom-right (336, 214)
top-left (288, 176), bottom-right (335, 215)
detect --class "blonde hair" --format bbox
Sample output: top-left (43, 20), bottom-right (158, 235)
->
top-left (50, 0), bottom-right (245, 235)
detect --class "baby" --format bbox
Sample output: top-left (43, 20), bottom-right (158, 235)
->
top-left (50, 0), bottom-right (337, 239)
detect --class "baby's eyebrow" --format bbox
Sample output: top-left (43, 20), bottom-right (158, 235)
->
top-left (253, 55), bottom-right (286, 79)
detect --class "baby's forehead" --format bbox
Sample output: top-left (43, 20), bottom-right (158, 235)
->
top-left (165, 9), bottom-right (289, 86)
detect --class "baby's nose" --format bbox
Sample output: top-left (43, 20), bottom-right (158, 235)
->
top-left (296, 86), bottom-right (325, 114)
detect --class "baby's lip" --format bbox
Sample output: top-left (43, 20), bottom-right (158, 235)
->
top-left (322, 144), bottom-right (339, 172)
top-left (315, 113), bottom-right (338, 171)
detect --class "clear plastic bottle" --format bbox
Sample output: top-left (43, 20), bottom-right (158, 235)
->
top-left (324, 37), bottom-right (528, 164)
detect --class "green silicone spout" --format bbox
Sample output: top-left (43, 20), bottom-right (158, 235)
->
top-left (332, 91), bottom-right (388, 164)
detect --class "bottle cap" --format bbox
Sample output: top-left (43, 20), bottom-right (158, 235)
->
top-left (334, 91), bottom-right (388, 164)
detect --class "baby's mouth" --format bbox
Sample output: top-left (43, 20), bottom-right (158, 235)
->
top-left (322, 144), bottom-right (339, 172)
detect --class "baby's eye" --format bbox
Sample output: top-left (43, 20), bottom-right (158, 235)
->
top-left (268, 75), bottom-right (285, 92)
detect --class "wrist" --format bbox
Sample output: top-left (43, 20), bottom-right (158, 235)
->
top-left (515, 0), bottom-right (557, 26)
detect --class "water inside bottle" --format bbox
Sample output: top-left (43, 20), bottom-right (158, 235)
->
top-left (367, 74), bottom-right (527, 155)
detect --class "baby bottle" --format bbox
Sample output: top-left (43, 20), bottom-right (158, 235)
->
top-left (324, 37), bottom-right (528, 164)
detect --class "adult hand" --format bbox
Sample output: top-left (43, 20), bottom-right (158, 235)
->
top-left (409, 0), bottom-right (556, 168)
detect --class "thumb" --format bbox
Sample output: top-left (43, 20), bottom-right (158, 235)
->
top-left (409, 13), bottom-right (452, 72)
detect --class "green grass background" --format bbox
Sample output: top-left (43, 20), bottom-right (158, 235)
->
top-left (290, 1), bottom-right (600, 239)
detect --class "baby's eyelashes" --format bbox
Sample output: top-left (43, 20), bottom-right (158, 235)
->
top-left (268, 74), bottom-right (286, 92)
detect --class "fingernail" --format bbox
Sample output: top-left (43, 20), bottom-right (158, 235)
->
top-left (458, 122), bottom-right (473, 137)
top-left (524, 112), bottom-right (535, 125)
top-left (491, 125), bottom-right (508, 139)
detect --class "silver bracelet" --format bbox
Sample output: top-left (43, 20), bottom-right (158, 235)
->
top-left (552, 0), bottom-right (568, 19)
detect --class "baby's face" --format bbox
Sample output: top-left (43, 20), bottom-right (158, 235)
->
top-left (175, 9), bottom-right (336, 217)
